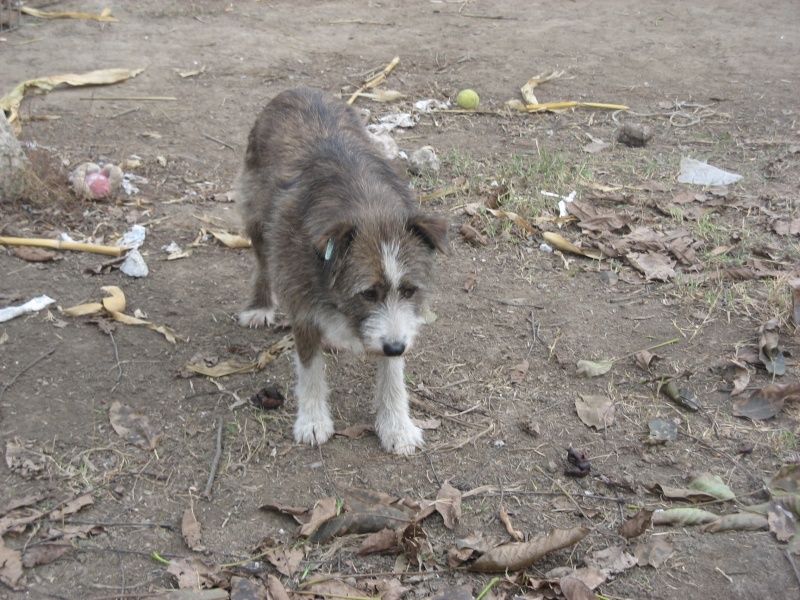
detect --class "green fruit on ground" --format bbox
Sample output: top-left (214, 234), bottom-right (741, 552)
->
top-left (456, 89), bottom-right (480, 110)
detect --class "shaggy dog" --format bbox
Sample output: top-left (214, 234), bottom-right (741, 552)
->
top-left (238, 88), bottom-right (448, 455)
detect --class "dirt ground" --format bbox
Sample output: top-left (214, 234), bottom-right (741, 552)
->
top-left (1, 1), bottom-right (799, 599)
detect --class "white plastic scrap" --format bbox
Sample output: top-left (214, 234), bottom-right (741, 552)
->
top-left (541, 190), bottom-right (577, 227)
top-left (413, 98), bottom-right (450, 113)
top-left (118, 224), bottom-right (149, 277)
top-left (367, 112), bottom-right (418, 135)
top-left (0, 295), bottom-right (56, 323)
top-left (677, 157), bottom-right (742, 186)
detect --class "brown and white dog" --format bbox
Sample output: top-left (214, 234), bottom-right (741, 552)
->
top-left (238, 88), bottom-right (448, 455)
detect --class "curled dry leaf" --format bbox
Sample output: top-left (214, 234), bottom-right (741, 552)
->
top-left (542, 231), bottom-right (602, 259)
top-left (758, 318), bottom-right (786, 375)
top-left (0, 539), bottom-right (25, 591)
top-left (576, 359), bottom-right (612, 378)
top-left (510, 359), bottom-right (529, 385)
top-left (634, 350), bottom-right (659, 372)
top-left (469, 526), bottom-right (590, 572)
top-left (435, 482), bottom-right (462, 530)
top-left (266, 546), bottom-right (305, 577)
top-left (575, 394), bottom-right (615, 429)
top-left (167, 556), bottom-right (230, 590)
top-left (618, 509), bottom-right (654, 539)
top-left (733, 381), bottom-right (800, 420)
top-left (702, 513), bottom-right (769, 533)
top-left (633, 537), bottom-right (673, 568)
top-left (459, 224), bottom-right (488, 246)
top-left (559, 576), bottom-right (596, 600)
top-left (499, 505), bottom-right (524, 541)
top-left (584, 545), bottom-right (637, 574)
top-left (358, 528), bottom-right (402, 556)
top-left (729, 360), bottom-right (751, 397)
top-left (230, 576), bottom-right (268, 600)
top-left (626, 251), bottom-right (676, 281)
top-left (182, 508), bottom-right (206, 553)
top-left (109, 401), bottom-right (163, 450)
top-left (565, 447), bottom-right (591, 477)
top-left (21, 543), bottom-right (71, 569)
top-left (767, 502), bottom-right (796, 542)
top-left (309, 505), bottom-right (411, 543)
top-left (652, 507), bottom-right (719, 527)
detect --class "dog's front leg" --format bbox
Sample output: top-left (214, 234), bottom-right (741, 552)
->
top-left (292, 323), bottom-right (334, 446)
top-left (374, 357), bottom-right (423, 455)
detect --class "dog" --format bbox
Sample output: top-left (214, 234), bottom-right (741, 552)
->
top-left (237, 87), bottom-right (448, 455)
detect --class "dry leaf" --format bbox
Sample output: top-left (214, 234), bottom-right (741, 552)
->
top-left (470, 526), bottom-right (590, 572)
top-left (267, 575), bottom-right (292, 600)
top-left (790, 277), bottom-right (800, 326)
top-left (12, 247), bottom-right (59, 262)
top-left (459, 224), bottom-right (488, 246)
top-left (182, 508), bottom-right (207, 553)
top-left (499, 505), bottom-right (523, 541)
top-left (167, 557), bottom-right (230, 589)
top-left (576, 359), bottom-right (612, 378)
top-left (733, 382), bottom-right (800, 420)
top-left (758, 318), bottom-right (786, 375)
top-left (575, 394), bottom-right (615, 429)
top-left (464, 270), bottom-right (477, 293)
top-left (435, 482), bottom-right (462, 530)
top-left (729, 360), bottom-right (751, 397)
top-left (559, 576), bottom-right (596, 600)
top-left (584, 545), bottom-right (637, 574)
top-left (767, 502), bottom-right (796, 542)
top-left (358, 528), bottom-right (402, 556)
top-left (21, 6), bottom-right (119, 22)
top-left (109, 401), bottom-right (163, 450)
top-left (210, 230), bottom-right (252, 248)
top-left (49, 493), bottom-right (94, 520)
top-left (627, 251), bottom-right (676, 281)
top-left (186, 333), bottom-right (294, 377)
top-left (486, 207), bottom-right (540, 235)
top-left (0, 538), bottom-right (25, 591)
top-left (1, 68), bottom-right (145, 131)
top-left (633, 537), bottom-right (673, 568)
top-left (300, 497), bottom-right (339, 538)
top-left (652, 507), bottom-right (718, 526)
top-left (510, 360), bottom-right (529, 385)
top-left (702, 513), bottom-right (769, 533)
top-left (266, 546), bottom-right (305, 577)
top-left (618, 509), bottom-right (653, 539)
top-left (21, 543), bottom-right (71, 568)
top-left (542, 231), bottom-right (602, 259)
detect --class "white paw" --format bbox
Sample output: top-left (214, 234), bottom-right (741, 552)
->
top-left (294, 414), bottom-right (335, 446)
top-left (238, 307), bottom-right (275, 328)
top-left (377, 422), bottom-right (424, 455)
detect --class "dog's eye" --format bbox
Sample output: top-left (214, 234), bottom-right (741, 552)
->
top-left (361, 288), bottom-right (379, 302)
top-left (400, 286), bottom-right (417, 299)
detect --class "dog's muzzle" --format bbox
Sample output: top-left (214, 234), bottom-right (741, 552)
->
top-left (382, 341), bottom-right (406, 357)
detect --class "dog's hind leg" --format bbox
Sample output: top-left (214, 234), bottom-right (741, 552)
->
top-left (239, 224), bottom-right (277, 328)
top-left (374, 357), bottom-right (423, 455)
top-left (292, 322), bottom-right (335, 446)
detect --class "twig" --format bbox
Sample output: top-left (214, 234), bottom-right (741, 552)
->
top-left (112, 107), bottom-right (140, 119)
top-left (78, 96), bottom-right (177, 101)
top-left (108, 330), bottom-right (123, 382)
top-left (347, 56), bottom-right (399, 105)
top-left (424, 450), bottom-right (441, 488)
top-left (786, 549), bottom-right (800, 587)
top-left (203, 418), bottom-right (224, 500)
top-left (476, 577), bottom-right (502, 600)
top-left (50, 519), bottom-right (175, 530)
top-left (536, 465), bottom-right (590, 520)
top-left (470, 293), bottom-right (544, 308)
top-left (0, 346), bottom-right (57, 402)
top-left (201, 132), bottom-right (236, 151)
top-left (0, 236), bottom-right (128, 257)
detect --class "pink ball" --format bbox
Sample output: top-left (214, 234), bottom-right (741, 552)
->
top-left (85, 172), bottom-right (111, 199)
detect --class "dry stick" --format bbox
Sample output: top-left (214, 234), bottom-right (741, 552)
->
top-left (786, 550), bottom-right (800, 587)
top-left (78, 96), bottom-right (177, 101)
top-left (535, 465), bottom-right (591, 520)
top-left (203, 417), bottom-right (224, 500)
top-left (0, 236), bottom-right (128, 257)
top-left (201, 132), bottom-right (236, 151)
top-left (0, 346), bottom-right (57, 402)
top-left (346, 55), bottom-right (399, 105)
top-left (108, 330), bottom-right (123, 382)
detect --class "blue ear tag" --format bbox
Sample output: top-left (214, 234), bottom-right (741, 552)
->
top-left (324, 239), bottom-right (334, 261)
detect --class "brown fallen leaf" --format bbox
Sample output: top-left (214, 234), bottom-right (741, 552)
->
top-left (435, 482), bottom-right (462, 530)
top-left (0, 538), bottom-right (25, 591)
top-left (565, 447), bottom-right (591, 478)
top-left (758, 318), bottom-right (786, 375)
top-left (336, 423), bottom-right (374, 438)
top-left (618, 509), bottom-right (654, 539)
top-left (402, 521), bottom-right (435, 569)
top-left (459, 224), bottom-right (488, 246)
top-left (358, 528), bottom-right (402, 556)
top-left (49, 493), bottom-right (94, 520)
top-left (633, 537), bottom-right (674, 568)
top-left (499, 505), bottom-right (524, 541)
top-left (230, 576), bottom-right (268, 600)
top-left (167, 557), bottom-right (230, 590)
top-left (267, 574), bottom-right (292, 600)
top-left (21, 543), bottom-right (71, 568)
top-left (560, 575), bottom-right (596, 600)
top-left (733, 381), bottom-right (800, 420)
top-left (464, 270), bottom-right (477, 293)
top-left (309, 506), bottom-right (411, 543)
top-left (767, 502), bottom-right (796, 542)
top-left (469, 526), bottom-right (590, 572)
top-left (510, 359), bottom-right (529, 385)
top-left (626, 251), bottom-right (676, 281)
top-left (634, 350), bottom-right (660, 372)
top-left (109, 401), bottom-right (163, 450)
top-left (575, 394), bottom-right (615, 429)
top-left (266, 546), bottom-right (305, 577)
top-left (584, 545), bottom-right (637, 574)
top-left (701, 513), bottom-right (769, 533)
top-left (729, 360), bottom-right (751, 397)
top-left (12, 246), bottom-right (60, 262)
top-left (300, 497), bottom-right (339, 538)
top-left (182, 508), bottom-right (207, 553)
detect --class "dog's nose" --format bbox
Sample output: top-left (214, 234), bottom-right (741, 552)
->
top-left (383, 342), bottom-right (406, 357)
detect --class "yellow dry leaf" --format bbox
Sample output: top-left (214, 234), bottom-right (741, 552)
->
top-left (542, 231), bottom-right (604, 260)
top-left (1, 67), bottom-right (145, 131)
top-left (210, 230), bottom-right (252, 248)
top-left (355, 89), bottom-right (405, 102)
top-left (485, 208), bottom-right (539, 235)
top-left (526, 101), bottom-right (629, 114)
top-left (62, 286), bottom-right (179, 343)
top-left (186, 334), bottom-right (294, 378)
top-left (21, 6), bottom-right (120, 22)
top-left (504, 99), bottom-right (528, 112)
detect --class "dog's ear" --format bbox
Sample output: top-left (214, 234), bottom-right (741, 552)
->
top-left (311, 221), bottom-right (356, 262)
top-left (408, 214), bottom-right (450, 254)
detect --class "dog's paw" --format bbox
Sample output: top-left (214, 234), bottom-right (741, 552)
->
top-left (378, 422), bottom-right (424, 455)
top-left (293, 415), bottom-right (335, 446)
top-left (238, 307), bottom-right (275, 329)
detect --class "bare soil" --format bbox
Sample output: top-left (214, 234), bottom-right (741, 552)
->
top-left (1, 1), bottom-right (799, 599)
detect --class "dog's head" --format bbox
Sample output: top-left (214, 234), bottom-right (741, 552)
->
top-left (312, 212), bottom-right (449, 356)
